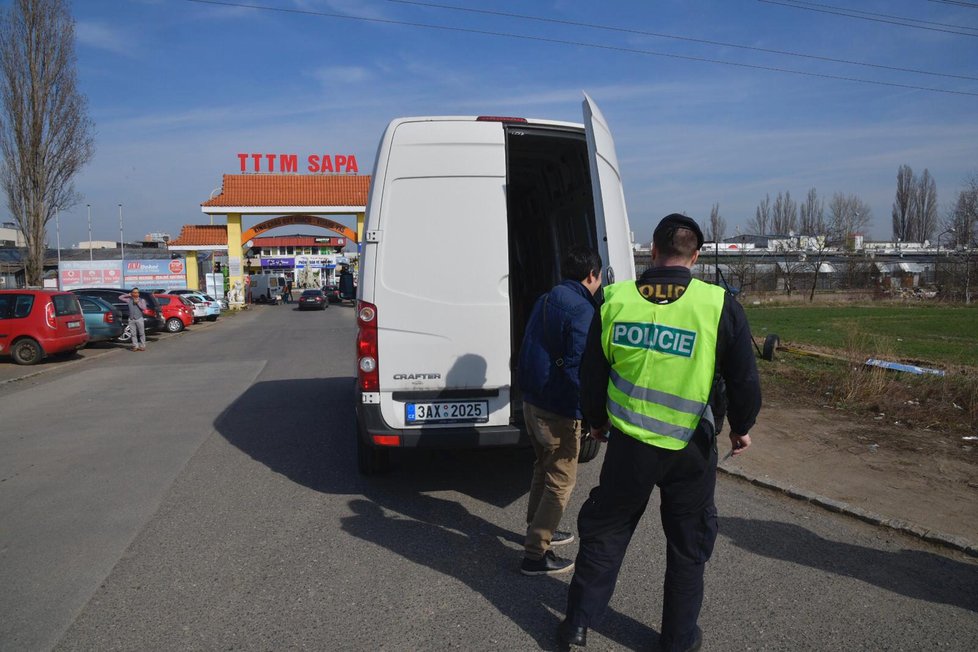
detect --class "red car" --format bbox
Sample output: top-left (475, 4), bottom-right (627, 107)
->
top-left (0, 289), bottom-right (89, 365)
top-left (154, 294), bottom-right (195, 333)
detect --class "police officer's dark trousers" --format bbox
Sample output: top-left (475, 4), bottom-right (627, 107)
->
top-left (565, 426), bottom-right (718, 652)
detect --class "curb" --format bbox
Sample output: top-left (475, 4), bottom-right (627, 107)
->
top-left (718, 465), bottom-right (978, 558)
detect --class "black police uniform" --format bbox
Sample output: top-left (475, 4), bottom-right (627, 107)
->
top-left (564, 244), bottom-right (762, 650)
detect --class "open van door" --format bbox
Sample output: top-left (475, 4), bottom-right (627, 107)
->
top-left (583, 93), bottom-right (636, 285)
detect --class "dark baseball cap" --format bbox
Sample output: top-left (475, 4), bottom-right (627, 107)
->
top-left (653, 213), bottom-right (705, 249)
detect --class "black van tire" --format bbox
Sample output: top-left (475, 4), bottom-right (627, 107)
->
top-left (116, 324), bottom-right (133, 344)
top-left (578, 436), bottom-right (602, 463)
top-left (356, 417), bottom-right (391, 475)
top-left (762, 334), bottom-right (780, 361)
top-left (11, 338), bottom-right (42, 365)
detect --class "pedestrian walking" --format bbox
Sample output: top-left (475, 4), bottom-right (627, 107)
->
top-left (517, 246), bottom-right (603, 576)
top-left (119, 287), bottom-right (148, 351)
top-left (558, 214), bottom-right (762, 651)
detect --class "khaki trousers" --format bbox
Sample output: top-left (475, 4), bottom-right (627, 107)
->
top-left (523, 402), bottom-right (581, 559)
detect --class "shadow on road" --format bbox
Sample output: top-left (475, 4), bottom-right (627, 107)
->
top-left (214, 377), bottom-right (657, 649)
top-left (720, 517), bottom-right (978, 612)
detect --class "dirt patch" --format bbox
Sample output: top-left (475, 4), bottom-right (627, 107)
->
top-left (727, 392), bottom-right (978, 544)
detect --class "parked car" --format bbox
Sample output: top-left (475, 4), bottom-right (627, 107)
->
top-left (170, 291), bottom-right (220, 321)
top-left (76, 295), bottom-right (125, 343)
top-left (181, 294), bottom-right (209, 323)
top-left (70, 288), bottom-right (165, 343)
top-left (0, 290), bottom-right (89, 365)
top-left (298, 289), bottom-right (328, 311)
top-left (168, 289), bottom-right (227, 313)
top-left (154, 294), bottom-right (195, 333)
top-left (321, 284), bottom-right (342, 304)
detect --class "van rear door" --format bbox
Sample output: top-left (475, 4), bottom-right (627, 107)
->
top-left (371, 119), bottom-right (512, 428)
top-left (583, 93), bottom-right (636, 284)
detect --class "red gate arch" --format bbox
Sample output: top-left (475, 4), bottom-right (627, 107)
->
top-left (241, 215), bottom-right (358, 246)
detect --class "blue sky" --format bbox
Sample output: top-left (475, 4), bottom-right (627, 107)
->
top-left (32, 0), bottom-right (978, 246)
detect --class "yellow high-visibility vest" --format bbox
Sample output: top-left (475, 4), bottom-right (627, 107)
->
top-left (600, 278), bottom-right (725, 450)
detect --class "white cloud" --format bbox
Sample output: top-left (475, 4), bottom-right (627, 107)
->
top-left (75, 21), bottom-right (134, 56)
top-left (310, 65), bottom-right (372, 86)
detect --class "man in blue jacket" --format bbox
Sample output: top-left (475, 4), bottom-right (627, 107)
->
top-left (518, 247), bottom-right (603, 576)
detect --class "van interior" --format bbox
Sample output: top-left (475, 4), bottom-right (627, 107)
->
top-left (505, 125), bottom-right (600, 418)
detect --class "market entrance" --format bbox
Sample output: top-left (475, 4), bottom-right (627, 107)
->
top-left (169, 174), bottom-right (369, 305)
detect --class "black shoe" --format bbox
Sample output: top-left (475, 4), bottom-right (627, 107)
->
top-left (557, 619), bottom-right (587, 647)
top-left (660, 626), bottom-right (702, 652)
top-left (520, 549), bottom-right (575, 576)
top-left (551, 530), bottom-right (575, 546)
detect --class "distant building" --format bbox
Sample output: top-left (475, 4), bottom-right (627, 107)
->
top-left (73, 240), bottom-right (118, 250)
top-left (144, 232), bottom-right (171, 243)
top-left (0, 221), bottom-right (26, 247)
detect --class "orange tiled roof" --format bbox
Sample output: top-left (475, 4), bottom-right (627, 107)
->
top-left (169, 224), bottom-right (229, 247)
top-left (202, 174), bottom-right (370, 208)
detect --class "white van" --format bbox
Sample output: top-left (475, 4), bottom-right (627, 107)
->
top-left (354, 94), bottom-right (635, 474)
top-left (249, 274), bottom-right (285, 304)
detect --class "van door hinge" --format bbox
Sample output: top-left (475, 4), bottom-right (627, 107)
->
top-left (366, 230), bottom-right (382, 243)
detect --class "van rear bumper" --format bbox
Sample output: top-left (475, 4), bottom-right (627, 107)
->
top-left (356, 401), bottom-right (528, 449)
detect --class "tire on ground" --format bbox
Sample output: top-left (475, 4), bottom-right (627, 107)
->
top-left (762, 333), bottom-right (780, 361)
top-left (578, 435), bottom-right (602, 463)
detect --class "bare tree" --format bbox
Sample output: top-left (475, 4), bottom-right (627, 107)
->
top-left (747, 194), bottom-right (770, 235)
top-left (706, 202), bottom-right (726, 242)
top-left (949, 172), bottom-right (978, 247)
top-left (892, 164), bottom-right (915, 241)
top-left (771, 190), bottom-right (798, 234)
top-left (829, 192), bottom-right (872, 247)
top-left (0, 0), bottom-right (94, 286)
top-left (799, 187), bottom-right (825, 234)
top-left (912, 168), bottom-right (938, 242)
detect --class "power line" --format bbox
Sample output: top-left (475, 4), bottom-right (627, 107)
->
top-left (385, 0), bottom-right (978, 82)
top-left (759, 0), bottom-right (978, 37)
top-left (929, 0), bottom-right (978, 9)
top-left (184, 0), bottom-right (978, 97)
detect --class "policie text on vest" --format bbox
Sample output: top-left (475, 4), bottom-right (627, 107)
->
top-left (612, 322), bottom-right (697, 358)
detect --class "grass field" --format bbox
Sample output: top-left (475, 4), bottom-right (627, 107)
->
top-left (744, 304), bottom-right (978, 367)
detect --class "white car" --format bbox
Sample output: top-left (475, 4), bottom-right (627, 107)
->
top-left (353, 94), bottom-right (635, 474)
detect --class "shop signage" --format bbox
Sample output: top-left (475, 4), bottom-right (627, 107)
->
top-left (237, 153), bottom-right (359, 174)
top-left (261, 258), bottom-right (295, 268)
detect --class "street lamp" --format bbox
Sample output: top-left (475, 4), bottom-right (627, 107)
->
top-left (55, 209), bottom-right (62, 289)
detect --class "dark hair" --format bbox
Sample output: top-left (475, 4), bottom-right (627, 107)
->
top-left (561, 246), bottom-right (602, 282)
top-left (653, 227), bottom-right (700, 259)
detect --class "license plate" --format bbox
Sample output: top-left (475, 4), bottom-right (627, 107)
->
top-left (67, 321), bottom-right (81, 328)
top-left (405, 400), bottom-right (489, 424)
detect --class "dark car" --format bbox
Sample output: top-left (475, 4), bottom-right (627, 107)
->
top-left (0, 290), bottom-right (89, 364)
top-left (77, 295), bottom-right (125, 343)
top-left (298, 289), bottom-right (327, 310)
top-left (321, 284), bottom-right (342, 304)
top-left (70, 288), bottom-right (164, 343)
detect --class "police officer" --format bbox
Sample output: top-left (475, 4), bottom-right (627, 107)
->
top-left (557, 213), bottom-right (762, 651)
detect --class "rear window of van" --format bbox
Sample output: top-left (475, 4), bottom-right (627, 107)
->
top-left (0, 294), bottom-right (35, 319)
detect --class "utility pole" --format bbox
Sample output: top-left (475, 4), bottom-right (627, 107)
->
top-left (87, 204), bottom-right (93, 262)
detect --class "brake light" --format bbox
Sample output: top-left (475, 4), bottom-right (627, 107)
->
top-left (357, 301), bottom-right (379, 392)
top-left (103, 311), bottom-right (114, 324)
top-left (142, 308), bottom-right (154, 317)
top-left (45, 302), bottom-right (56, 329)
top-left (476, 115), bottom-right (528, 123)
top-left (372, 435), bottom-right (400, 447)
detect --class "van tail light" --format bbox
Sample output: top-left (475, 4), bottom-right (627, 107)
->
top-left (142, 308), bottom-right (155, 318)
top-left (476, 115), bottom-right (528, 123)
top-left (357, 300), bottom-right (379, 392)
top-left (103, 311), bottom-right (115, 324)
top-left (45, 302), bottom-right (56, 329)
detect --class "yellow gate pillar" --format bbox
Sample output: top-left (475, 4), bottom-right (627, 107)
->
top-left (185, 251), bottom-right (200, 290)
top-left (226, 213), bottom-right (245, 308)
top-left (356, 212), bottom-right (365, 243)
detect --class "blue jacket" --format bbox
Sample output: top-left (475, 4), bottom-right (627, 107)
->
top-left (518, 280), bottom-right (598, 419)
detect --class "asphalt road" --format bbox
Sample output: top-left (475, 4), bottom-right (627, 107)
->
top-left (1, 302), bottom-right (976, 651)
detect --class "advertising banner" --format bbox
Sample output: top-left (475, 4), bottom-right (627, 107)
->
top-left (122, 259), bottom-right (188, 290)
top-left (60, 260), bottom-right (124, 289)
top-left (261, 257), bottom-right (295, 268)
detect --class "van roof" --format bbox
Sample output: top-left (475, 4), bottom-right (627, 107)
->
top-left (388, 116), bottom-right (584, 130)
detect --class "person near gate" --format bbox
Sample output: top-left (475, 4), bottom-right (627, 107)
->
top-left (558, 214), bottom-right (762, 651)
top-left (119, 287), bottom-right (148, 351)
top-left (517, 246), bottom-right (603, 576)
